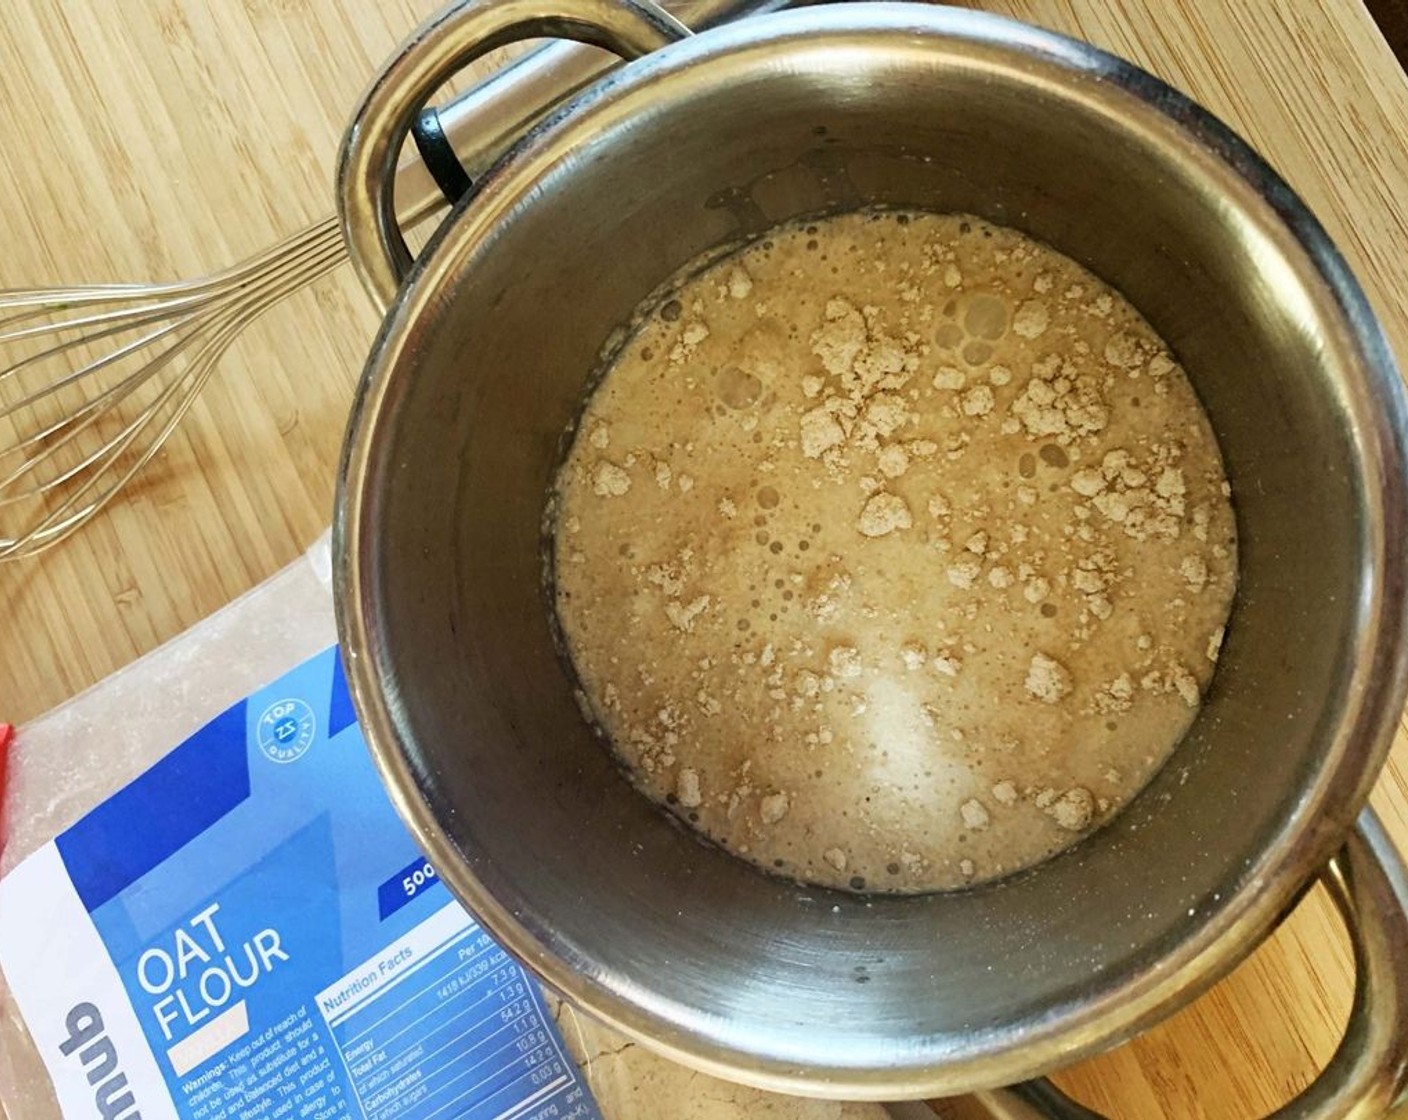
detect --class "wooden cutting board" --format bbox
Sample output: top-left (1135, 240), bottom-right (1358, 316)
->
top-left (2, 2), bottom-right (1407, 1116)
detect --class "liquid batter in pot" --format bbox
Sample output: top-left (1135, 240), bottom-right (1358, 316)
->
top-left (549, 210), bottom-right (1237, 893)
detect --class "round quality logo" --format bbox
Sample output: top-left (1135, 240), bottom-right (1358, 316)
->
top-left (257, 698), bottom-right (317, 763)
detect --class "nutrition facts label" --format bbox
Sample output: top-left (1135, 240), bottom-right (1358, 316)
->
top-left (318, 903), bottom-right (590, 1120)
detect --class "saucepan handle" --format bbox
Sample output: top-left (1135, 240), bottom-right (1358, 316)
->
top-left (944, 809), bottom-right (1408, 1120)
top-left (337, 0), bottom-right (691, 310)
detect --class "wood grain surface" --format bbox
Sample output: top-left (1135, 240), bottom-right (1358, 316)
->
top-left (1, 1), bottom-right (1406, 1117)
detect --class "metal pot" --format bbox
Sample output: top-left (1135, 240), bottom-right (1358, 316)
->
top-left (332, 1), bottom-right (1408, 1113)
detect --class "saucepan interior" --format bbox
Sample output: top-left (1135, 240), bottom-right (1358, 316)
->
top-left (339, 4), bottom-right (1408, 1097)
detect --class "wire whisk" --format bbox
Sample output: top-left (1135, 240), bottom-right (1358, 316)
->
top-left (0, 218), bottom-right (348, 561)
top-left (0, 30), bottom-right (633, 564)
top-left (0, 35), bottom-right (581, 563)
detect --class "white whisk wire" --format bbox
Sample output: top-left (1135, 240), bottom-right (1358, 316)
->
top-left (0, 217), bottom-right (348, 559)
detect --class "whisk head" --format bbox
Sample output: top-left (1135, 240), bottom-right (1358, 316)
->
top-left (0, 218), bottom-right (346, 560)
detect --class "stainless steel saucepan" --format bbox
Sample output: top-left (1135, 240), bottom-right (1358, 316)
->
top-left (331, 1), bottom-right (1408, 1114)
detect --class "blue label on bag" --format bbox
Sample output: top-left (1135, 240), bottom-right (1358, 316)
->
top-left (0, 647), bottom-right (603, 1120)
